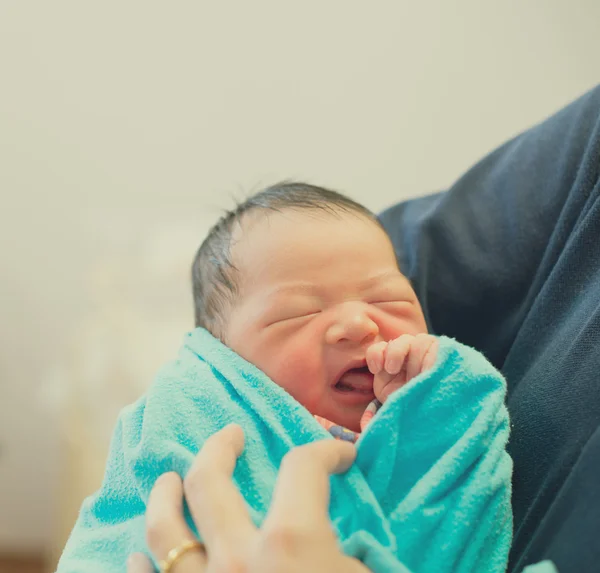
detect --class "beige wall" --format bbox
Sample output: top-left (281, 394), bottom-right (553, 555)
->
top-left (0, 0), bottom-right (599, 552)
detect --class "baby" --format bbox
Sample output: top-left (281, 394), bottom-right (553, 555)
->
top-left (57, 181), bottom-right (512, 573)
top-left (191, 181), bottom-right (439, 439)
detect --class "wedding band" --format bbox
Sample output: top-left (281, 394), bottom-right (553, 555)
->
top-left (159, 539), bottom-right (205, 573)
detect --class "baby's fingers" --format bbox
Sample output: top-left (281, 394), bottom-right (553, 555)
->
top-left (384, 335), bottom-right (413, 375)
top-left (406, 334), bottom-right (438, 381)
top-left (366, 341), bottom-right (387, 374)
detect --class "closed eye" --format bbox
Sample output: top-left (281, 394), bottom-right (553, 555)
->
top-left (370, 300), bottom-right (414, 311)
top-left (265, 311), bottom-right (321, 327)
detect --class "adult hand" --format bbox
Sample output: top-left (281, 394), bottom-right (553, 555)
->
top-left (127, 424), bottom-right (369, 573)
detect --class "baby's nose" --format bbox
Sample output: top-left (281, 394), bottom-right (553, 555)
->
top-left (325, 305), bottom-right (379, 345)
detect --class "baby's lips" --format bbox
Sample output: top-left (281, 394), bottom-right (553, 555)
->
top-left (339, 366), bottom-right (373, 385)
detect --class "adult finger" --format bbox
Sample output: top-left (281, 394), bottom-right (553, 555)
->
top-left (264, 439), bottom-right (356, 532)
top-left (341, 555), bottom-right (373, 573)
top-left (127, 552), bottom-right (154, 573)
top-left (145, 472), bottom-right (207, 572)
top-left (184, 425), bottom-right (255, 558)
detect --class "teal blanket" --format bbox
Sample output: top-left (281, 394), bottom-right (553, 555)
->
top-left (58, 329), bottom-right (521, 572)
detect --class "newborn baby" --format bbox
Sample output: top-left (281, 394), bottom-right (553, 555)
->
top-left (192, 181), bottom-right (438, 438)
top-left (57, 181), bottom-right (513, 573)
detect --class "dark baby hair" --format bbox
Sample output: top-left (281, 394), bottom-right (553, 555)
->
top-left (191, 181), bottom-right (382, 337)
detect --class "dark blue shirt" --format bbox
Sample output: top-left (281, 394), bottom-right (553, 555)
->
top-left (379, 85), bottom-right (600, 573)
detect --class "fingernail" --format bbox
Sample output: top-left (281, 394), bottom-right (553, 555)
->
top-left (126, 553), bottom-right (143, 569)
top-left (387, 359), bottom-right (400, 374)
top-left (366, 356), bottom-right (377, 373)
top-left (155, 471), bottom-right (179, 488)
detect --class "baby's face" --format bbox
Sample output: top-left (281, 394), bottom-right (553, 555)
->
top-left (223, 209), bottom-right (427, 431)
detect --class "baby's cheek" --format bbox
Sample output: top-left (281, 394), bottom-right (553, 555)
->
top-left (268, 350), bottom-right (323, 407)
top-left (382, 310), bottom-right (428, 340)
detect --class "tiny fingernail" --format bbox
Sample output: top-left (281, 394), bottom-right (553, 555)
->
top-left (127, 553), bottom-right (142, 567)
top-left (367, 357), bottom-right (377, 373)
top-left (387, 359), bottom-right (399, 373)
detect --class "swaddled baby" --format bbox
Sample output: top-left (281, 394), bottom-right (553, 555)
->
top-left (192, 181), bottom-right (438, 440)
top-left (58, 181), bottom-right (513, 573)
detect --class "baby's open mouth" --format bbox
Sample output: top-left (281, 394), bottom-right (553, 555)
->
top-left (334, 366), bottom-right (374, 394)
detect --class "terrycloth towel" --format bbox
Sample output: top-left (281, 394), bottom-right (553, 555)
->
top-left (58, 329), bottom-right (514, 573)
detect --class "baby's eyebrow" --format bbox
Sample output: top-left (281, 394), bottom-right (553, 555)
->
top-left (267, 283), bottom-right (320, 297)
top-left (267, 271), bottom-right (404, 298)
top-left (359, 271), bottom-right (405, 291)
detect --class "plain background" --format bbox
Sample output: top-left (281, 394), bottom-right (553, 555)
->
top-left (0, 0), bottom-right (599, 553)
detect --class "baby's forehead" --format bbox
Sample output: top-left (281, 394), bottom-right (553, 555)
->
top-left (231, 208), bottom-right (399, 289)
top-left (232, 208), bottom-right (391, 263)
top-left (231, 209), bottom-right (384, 276)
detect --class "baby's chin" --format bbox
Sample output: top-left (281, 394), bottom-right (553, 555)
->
top-left (339, 416), bottom-right (362, 433)
top-left (322, 403), bottom-right (365, 433)
top-left (327, 391), bottom-right (375, 432)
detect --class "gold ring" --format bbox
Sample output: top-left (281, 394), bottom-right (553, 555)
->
top-left (159, 539), bottom-right (205, 573)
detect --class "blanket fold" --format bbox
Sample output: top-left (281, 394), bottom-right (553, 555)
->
top-left (57, 329), bottom-right (514, 573)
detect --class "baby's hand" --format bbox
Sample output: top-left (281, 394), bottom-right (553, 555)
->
top-left (366, 334), bottom-right (438, 403)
